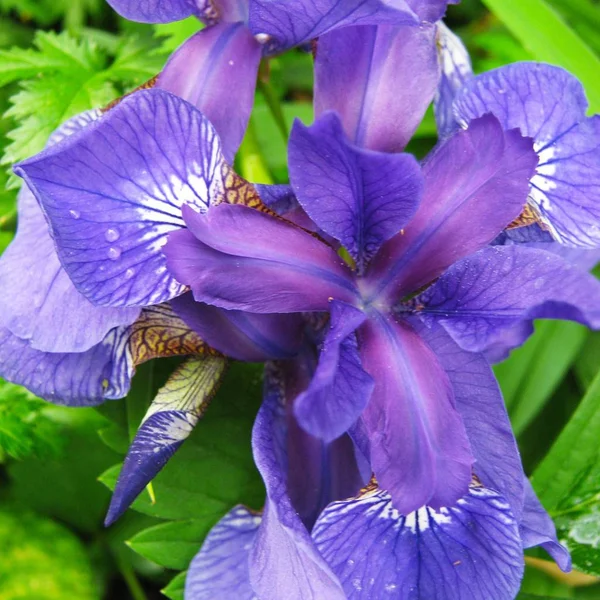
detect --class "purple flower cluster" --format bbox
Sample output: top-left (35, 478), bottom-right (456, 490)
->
top-left (2, 1), bottom-right (600, 598)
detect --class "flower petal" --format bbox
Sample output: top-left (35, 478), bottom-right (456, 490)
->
top-left (294, 301), bottom-right (373, 442)
top-left (520, 479), bottom-right (571, 571)
top-left (165, 203), bottom-right (357, 313)
top-left (314, 24), bottom-right (439, 153)
top-left (366, 115), bottom-right (538, 302)
top-left (186, 505), bottom-right (261, 599)
top-left (312, 484), bottom-right (524, 600)
top-left (248, 0), bottom-right (418, 54)
top-left (434, 21), bottom-right (473, 139)
top-left (105, 0), bottom-right (210, 23)
top-left (412, 319), bottom-right (525, 520)
top-left (358, 312), bottom-right (473, 513)
top-left (171, 292), bottom-right (304, 361)
top-left (416, 245), bottom-right (600, 355)
top-left (0, 112), bottom-right (139, 352)
top-left (157, 23), bottom-right (261, 163)
top-left (105, 354), bottom-right (227, 526)
top-left (249, 366), bottom-right (347, 600)
top-left (454, 63), bottom-right (600, 248)
top-left (15, 89), bottom-right (227, 308)
top-left (289, 112), bottom-right (422, 269)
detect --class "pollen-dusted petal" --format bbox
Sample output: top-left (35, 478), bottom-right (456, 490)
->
top-left (454, 63), bottom-right (600, 248)
top-left (15, 89), bottom-right (227, 308)
top-left (366, 115), bottom-right (538, 302)
top-left (358, 313), bottom-right (473, 513)
top-left (186, 505), bottom-right (261, 599)
top-left (165, 204), bottom-right (357, 313)
top-left (0, 113), bottom-right (139, 353)
top-left (312, 485), bottom-right (524, 600)
top-left (289, 112), bottom-right (423, 269)
top-left (171, 292), bottom-right (304, 361)
top-left (416, 245), bottom-right (600, 355)
top-left (434, 21), bottom-right (473, 139)
top-left (105, 354), bottom-right (227, 526)
top-left (315, 24), bottom-right (439, 153)
top-left (157, 23), bottom-right (261, 163)
top-left (106, 0), bottom-right (209, 23)
top-left (294, 301), bottom-right (373, 442)
top-left (248, 0), bottom-right (418, 54)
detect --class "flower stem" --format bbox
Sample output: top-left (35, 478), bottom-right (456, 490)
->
top-left (257, 76), bottom-right (288, 144)
top-left (238, 119), bottom-right (273, 184)
top-left (113, 547), bottom-right (148, 600)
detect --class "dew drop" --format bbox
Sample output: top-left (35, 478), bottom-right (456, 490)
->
top-left (107, 247), bottom-right (121, 260)
top-left (105, 227), bottom-right (120, 242)
top-left (69, 209), bottom-right (80, 219)
top-left (125, 268), bottom-right (135, 279)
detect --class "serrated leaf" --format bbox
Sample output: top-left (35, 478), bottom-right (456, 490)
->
top-left (106, 35), bottom-right (167, 85)
top-left (128, 519), bottom-right (213, 570)
top-left (162, 571), bottom-right (187, 600)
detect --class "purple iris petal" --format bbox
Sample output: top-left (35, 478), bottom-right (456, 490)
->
top-left (248, 0), bottom-right (419, 54)
top-left (0, 113), bottom-right (139, 353)
top-left (434, 21), bottom-right (473, 140)
top-left (454, 62), bottom-right (600, 248)
top-left (312, 484), bottom-right (524, 600)
top-left (249, 367), bottom-right (346, 600)
top-left (106, 355), bottom-right (227, 526)
top-left (358, 312), bottom-right (473, 514)
top-left (186, 505), bottom-right (261, 599)
top-left (294, 301), bottom-right (374, 442)
top-left (171, 292), bottom-right (304, 361)
top-left (288, 112), bottom-right (423, 269)
top-left (365, 115), bottom-right (538, 303)
top-left (520, 479), bottom-right (571, 571)
top-left (157, 23), bottom-right (261, 163)
top-left (105, 0), bottom-right (211, 23)
top-left (314, 24), bottom-right (439, 153)
top-left (15, 89), bottom-right (226, 308)
top-left (406, 0), bottom-right (458, 22)
top-left (416, 245), bottom-right (600, 355)
top-left (413, 319), bottom-right (525, 520)
top-left (165, 203), bottom-right (357, 313)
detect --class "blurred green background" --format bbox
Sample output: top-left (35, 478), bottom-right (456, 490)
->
top-left (1, 1), bottom-right (600, 599)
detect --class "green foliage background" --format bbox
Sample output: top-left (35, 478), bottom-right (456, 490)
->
top-left (1, 1), bottom-right (600, 598)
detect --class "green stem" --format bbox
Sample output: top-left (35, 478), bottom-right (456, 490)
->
top-left (257, 78), bottom-right (288, 144)
top-left (238, 119), bottom-right (273, 184)
top-left (113, 548), bottom-right (148, 600)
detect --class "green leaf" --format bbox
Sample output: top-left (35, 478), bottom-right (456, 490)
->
top-left (162, 571), bottom-right (187, 600)
top-left (574, 332), bottom-right (600, 391)
top-left (494, 321), bottom-right (587, 436)
top-left (99, 363), bottom-right (265, 521)
top-left (0, 508), bottom-right (100, 599)
top-left (128, 519), bottom-right (211, 570)
top-left (153, 18), bottom-right (202, 54)
top-left (481, 0), bottom-right (600, 112)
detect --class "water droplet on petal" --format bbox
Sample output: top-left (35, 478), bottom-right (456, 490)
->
top-left (69, 210), bottom-right (80, 219)
top-left (125, 268), bottom-right (135, 279)
top-left (107, 247), bottom-right (121, 260)
top-left (105, 228), bottom-right (120, 242)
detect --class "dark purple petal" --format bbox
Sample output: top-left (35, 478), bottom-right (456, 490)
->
top-left (186, 505), bottom-right (261, 599)
top-left (406, 0), bottom-right (458, 21)
top-left (412, 319), bottom-right (525, 520)
top-left (249, 366), bottom-right (346, 599)
top-left (106, 0), bottom-right (208, 23)
top-left (157, 23), bottom-right (260, 163)
top-left (312, 484), bottom-right (524, 600)
top-left (454, 63), bottom-right (600, 248)
top-left (358, 312), bottom-right (473, 513)
top-left (416, 245), bottom-right (600, 355)
top-left (434, 22), bottom-right (473, 139)
top-left (365, 115), bottom-right (538, 303)
top-left (255, 183), bottom-right (297, 213)
top-left (314, 24), bottom-right (439, 153)
top-left (0, 114), bottom-right (139, 352)
top-left (165, 204), bottom-right (357, 312)
top-left (248, 0), bottom-right (418, 54)
top-left (294, 301), bottom-right (373, 442)
top-left (171, 292), bottom-right (304, 361)
top-left (106, 355), bottom-right (227, 525)
top-left (15, 89), bottom-right (227, 308)
top-left (289, 112), bottom-right (422, 269)
top-left (520, 479), bottom-right (571, 571)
